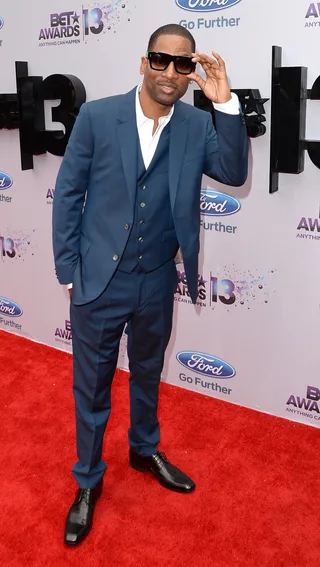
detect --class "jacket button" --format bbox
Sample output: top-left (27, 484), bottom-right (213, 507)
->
top-left (140, 202), bottom-right (146, 208)
top-left (138, 237), bottom-right (143, 242)
top-left (124, 224), bottom-right (130, 230)
top-left (113, 254), bottom-right (119, 261)
top-left (141, 185), bottom-right (146, 190)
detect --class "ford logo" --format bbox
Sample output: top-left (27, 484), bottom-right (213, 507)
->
top-left (0, 171), bottom-right (13, 191)
top-left (0, 297), bottom-right (23, 318)
top-left (0, 17), bottom-right (4, 30)
top-left (176, 0), bottom-right (241, 12)
top-left (176, 351), bottom-right (235, 379)
top-left (200, 189), bottom-right (241, 216)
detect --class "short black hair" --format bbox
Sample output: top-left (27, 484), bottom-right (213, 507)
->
top-left (147, 24), bottom-right (196, 53)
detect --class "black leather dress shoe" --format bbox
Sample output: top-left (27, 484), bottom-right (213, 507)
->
top-left (64, 480), bottom-right (103, 546)
top-left (129, 449), bottom-right (195, 493)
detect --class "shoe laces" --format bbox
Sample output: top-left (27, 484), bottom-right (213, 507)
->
top-left (156, 451), bottom-right (169, 465)
top-left (78, 488), bottom-right (92, 505)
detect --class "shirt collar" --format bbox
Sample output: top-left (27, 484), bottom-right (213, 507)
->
top-left (136, 83), bottom-right (174, 128)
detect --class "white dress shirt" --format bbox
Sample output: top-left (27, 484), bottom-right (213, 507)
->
top-left (66, 87), bottom-right (240, 289)
top-left (136, 84), bottom-right (240, 167)
top-left (136, 84), bottom-right (175, 169)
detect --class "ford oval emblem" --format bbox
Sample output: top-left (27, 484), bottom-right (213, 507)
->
top-left (0, 296), bottom-right (23, 317)
top-left (177, 351), bottom-right (235, 379)
top-left (175, 0), bottom-right (242, 12)
top-left (200, 189), bottom-right (241, 216)
top-left (0, 171), bottom-right (13, 191)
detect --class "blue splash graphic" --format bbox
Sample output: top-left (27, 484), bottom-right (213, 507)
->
top-left (211, 267), bottom-right (276, 311)
top-left (86, 1), bottom-right (134, 36)
top-left (0, 229), bottom-right (36, 262)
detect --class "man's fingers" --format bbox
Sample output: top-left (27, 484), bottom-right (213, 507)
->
top-left (211, 51), bottom-right (226, 68)
top-left (187, 73), bottom-right (206, 91)
top-left (192, 51), bottom-right (227, 74)
top-left (192, 52), bottom-right (220, 67)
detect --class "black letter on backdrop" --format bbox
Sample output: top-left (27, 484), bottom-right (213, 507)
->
top-left (269, 46), bottom-right (320, 193)
top-left (0, 61), bottom-right (86, 170)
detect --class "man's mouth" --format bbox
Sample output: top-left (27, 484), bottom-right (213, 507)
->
top-left (158, 84), bottom-right (176, 95)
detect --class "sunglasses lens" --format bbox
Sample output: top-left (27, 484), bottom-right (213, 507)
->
top-left (148, 52), bottom-right (195, 75)
top-left (149, 52), bottom-right (171, 71)
top-left (175, 57), bottom-right (195, 75)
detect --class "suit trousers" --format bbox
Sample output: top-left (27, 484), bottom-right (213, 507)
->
top-left (70, 259), bottom-right (178, 488)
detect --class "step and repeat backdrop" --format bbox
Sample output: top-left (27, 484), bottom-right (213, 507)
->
top-left (1, 0), bottom-right (320, 428)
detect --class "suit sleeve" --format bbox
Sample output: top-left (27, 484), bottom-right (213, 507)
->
top-left (203, 110), bottom-right (248, 187)
top-left (52, 103), bottom-right (93, 285)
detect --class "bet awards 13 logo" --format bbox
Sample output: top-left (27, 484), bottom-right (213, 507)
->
top-left (38, 5), bottom-right (134, 46)
top-left (38, 9), bottom-right (103, 45)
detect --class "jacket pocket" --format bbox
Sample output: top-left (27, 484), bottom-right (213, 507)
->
top-left (80, 234), bottom-right (92, 258)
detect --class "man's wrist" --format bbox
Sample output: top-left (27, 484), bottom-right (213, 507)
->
top-left (213, 94), bottom-right (232, 104)
top-left (212, 93), bottom-right (240, 115)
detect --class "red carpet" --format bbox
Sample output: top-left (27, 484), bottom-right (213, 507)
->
top-left (0, 329), bottom-right (319, 566)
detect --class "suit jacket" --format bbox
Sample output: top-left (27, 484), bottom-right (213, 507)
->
top-left (52, 87), bottom-right (248, 305)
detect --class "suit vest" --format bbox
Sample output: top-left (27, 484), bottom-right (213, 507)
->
top-left (118, 123), bottom-right (179, 273)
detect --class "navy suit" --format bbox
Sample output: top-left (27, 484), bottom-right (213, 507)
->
top-left (52, 87), bottom-right (248, 488)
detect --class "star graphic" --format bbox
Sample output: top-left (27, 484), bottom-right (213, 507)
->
top-left (234, 89), bottom-right (269, 116)
top-left (72, 12), bottom-right (80, 24)
top-left (198, 276), bottom-right (207, 287)
top-left (246, 90), bottom-right (269, 115)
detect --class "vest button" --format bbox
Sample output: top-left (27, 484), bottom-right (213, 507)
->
top-left (140, 202), bottom-right (146, 208)
top-left (138, 255), bottom-right (143, 259)
top-left (141, 185), bottom-right (146, 190)
top-left (138, 237), bottom-right (143, 242)
top-left (112, 254), bottom-right (119, 261)
top-left (124, 224), bottom-right (130, 230)
top-left (140, 220), bottom-right (145, 225)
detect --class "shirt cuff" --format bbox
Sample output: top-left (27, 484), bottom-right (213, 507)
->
top-left (212, 92), bottom-right (240, 115)
top-left (67, 283), bottom-right (73, 289)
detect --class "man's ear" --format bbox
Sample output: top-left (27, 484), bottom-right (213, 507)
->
top-left (140, 56), bottom-right (147, 76)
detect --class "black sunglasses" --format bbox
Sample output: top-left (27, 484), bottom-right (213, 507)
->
top-left (147, 51), bottom-right (196, 75)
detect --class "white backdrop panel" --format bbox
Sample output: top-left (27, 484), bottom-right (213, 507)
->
top-left (1, 0), bottom-right (320, 428)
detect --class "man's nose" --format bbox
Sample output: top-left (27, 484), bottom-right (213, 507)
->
top-left (162, 61), bottom-right (178, 79)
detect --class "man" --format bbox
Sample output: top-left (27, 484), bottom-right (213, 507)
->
top-left (52, 23), bottom-right (248, 546)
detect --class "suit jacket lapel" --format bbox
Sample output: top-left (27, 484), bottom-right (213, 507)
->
top-left (169, 101), bottom-right (189, 211)
top-left (116, 90), bottom-right (189, 211)
top-left (116, 88), bottom-right (138, 208)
